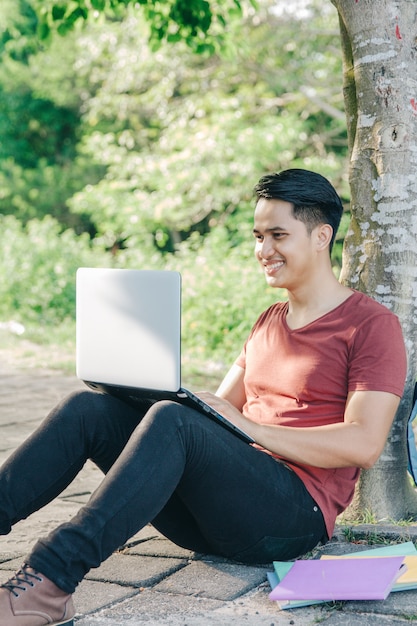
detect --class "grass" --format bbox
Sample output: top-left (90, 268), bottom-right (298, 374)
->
top-left (338, 509), bottom-right (379, 526)
top-left (0, 326), bottom-right (76, 375)
top-left (338, 507), bottom-right (417, 529)
top-left (0, 325), bottom-right (225, 390)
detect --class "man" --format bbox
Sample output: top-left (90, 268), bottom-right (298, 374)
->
top-left (0, 169), bottom-right (407, 625)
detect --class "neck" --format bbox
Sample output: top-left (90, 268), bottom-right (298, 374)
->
top-left (285, 270), bottom-right (351, 329)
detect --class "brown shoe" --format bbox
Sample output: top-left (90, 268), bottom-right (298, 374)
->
top-left (0, 564), bottom-right (75, 625)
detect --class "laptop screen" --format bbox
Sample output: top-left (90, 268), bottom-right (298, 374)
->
top-left (76, 268), bottom-right (182, 391)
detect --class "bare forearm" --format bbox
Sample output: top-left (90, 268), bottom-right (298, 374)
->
top-left (198, 390), bottom-right (399, 470)
top-left (209, 403), bottom-right (368, 468)
top-left (249, 421), bottom-right (376, 469)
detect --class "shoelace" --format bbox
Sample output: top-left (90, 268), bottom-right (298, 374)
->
top-left (0, 565), bottom-right (42, 597)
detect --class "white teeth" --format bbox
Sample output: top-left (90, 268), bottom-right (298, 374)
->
top-left (265, 261), bottom-right (284, 270)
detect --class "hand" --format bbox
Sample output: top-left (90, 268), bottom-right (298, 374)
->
top-left (195, 391), bottom-right (253, 433)
top-left (195, 391), bottom-right (235, 418)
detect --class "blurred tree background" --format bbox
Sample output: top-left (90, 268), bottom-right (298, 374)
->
top-left (0, 0), bottom-right (349, 377)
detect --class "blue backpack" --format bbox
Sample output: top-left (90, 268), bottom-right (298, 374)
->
top-left (407, 383), bottom-right (417, 485)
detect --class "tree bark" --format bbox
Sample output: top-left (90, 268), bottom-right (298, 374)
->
top-left (331, 0), bottom-right (417, 520)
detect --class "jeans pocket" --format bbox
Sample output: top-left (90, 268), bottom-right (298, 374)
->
top-left (230, 533), bottom-right (317, 564)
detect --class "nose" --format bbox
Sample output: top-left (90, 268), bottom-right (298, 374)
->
top-left (257, 237), bottom-right (275, 259)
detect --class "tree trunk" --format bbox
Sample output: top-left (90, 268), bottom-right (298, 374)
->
top-left (331, 0), bottom-right (417, 520)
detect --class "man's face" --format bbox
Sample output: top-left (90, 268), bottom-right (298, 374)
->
top-left (253, 198), bottom-right (318, 291)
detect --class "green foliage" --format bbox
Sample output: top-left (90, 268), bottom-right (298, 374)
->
top-left (0, 1), bottom-right (348, 249)
top-left (0, 212), bottom-right (278, 369)
top-left (0, 156), bottom-right (104, 232)
top-left (0, 0), bottom-right (349, 369)
top-left (0, 215), bottom-right (108, 325)
top-left (0, 0), bottom-right (40, 62)
top-left (63, 2), bottom-right (347, 252)
top-left (0, 15), bottom-right (105, 230)
top-left (0, 92), bottom-right (78, 168)
top-left (33, 0), bottom-right (256, 53)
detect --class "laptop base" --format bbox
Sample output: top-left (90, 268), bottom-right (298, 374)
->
top-left (83, 380), bottom-right (254, 444)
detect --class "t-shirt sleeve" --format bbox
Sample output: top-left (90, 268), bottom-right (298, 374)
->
top-left (348, 313), bottom-right (407, 397)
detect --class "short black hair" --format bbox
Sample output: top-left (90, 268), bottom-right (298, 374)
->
top-left (254, 169), bottom-right (344, 253)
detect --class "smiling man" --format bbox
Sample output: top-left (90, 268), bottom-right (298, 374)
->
top-left (199, 168), bottom-right (407, 539)
top-left (0, 169), bottom-right (407, 626)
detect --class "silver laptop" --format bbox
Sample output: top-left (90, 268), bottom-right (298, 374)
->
top-left (76, 267), bottom-right (254, 444)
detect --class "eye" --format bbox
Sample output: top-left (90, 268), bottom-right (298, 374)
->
top-left (253, 233), bottom-right (264, 241)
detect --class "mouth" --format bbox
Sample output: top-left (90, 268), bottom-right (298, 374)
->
top-left (263, 260), bottom-right (285, 275)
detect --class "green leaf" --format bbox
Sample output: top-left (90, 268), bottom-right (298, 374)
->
top-left (51, 4), bottom-right (67, 21)
top-left (66, 6), bottom-right (88, 26)
top-left (91, 0), bottom-right (107, 11)
top-left (36, 19), bottom-right (51, 41)
top-left (56, 21), bottom-right (72, 35)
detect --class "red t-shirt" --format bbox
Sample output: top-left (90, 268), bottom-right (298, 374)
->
top-left (235, 290), bottom-right (407, 538)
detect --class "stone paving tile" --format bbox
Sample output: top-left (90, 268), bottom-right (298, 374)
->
top-left (74, 586), bottom-right (326, 626)
top-left (0, 499), bottom-right (84, 553)
top-left (322, 614), bottom-right (415, 625)
top-left (0, 552), bottom-right (24, 564)
top-left (0, 420), bottom-right (45, 452)
top-left (342, 589), bottom-right (417, 617)
top-left (86, 553), bottom-right (188, 587)
top-left (75, 578), bottom-right (142, 616)
top-left (74, 588), bottom-right (225, 625)
top-left (0, 557), bottom-right (27, 570)
top-left (0, 371), bottom-right (83, 425)
top-left (124, 537), bottom-right (197, 559)
top-left (154, 559), bottom-right (269, 601)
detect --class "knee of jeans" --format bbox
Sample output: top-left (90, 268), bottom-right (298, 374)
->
top-left (146, 400), bottom-right (182, 420)
top-left (50, 389), bottom-right (97, 417)
top-left (144, 400), bottom-right (188, 432)
top-left (46, 389), bottom-right (111, 434)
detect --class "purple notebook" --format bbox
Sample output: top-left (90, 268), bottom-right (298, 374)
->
top-left (269, 556), bottom-right (405, 601)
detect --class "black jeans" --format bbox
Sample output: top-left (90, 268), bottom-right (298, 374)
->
top-left (0, 390), bottom-right (326, 593)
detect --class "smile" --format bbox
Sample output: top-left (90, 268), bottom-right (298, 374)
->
top-left (264, 260), bottom-right (284, 274)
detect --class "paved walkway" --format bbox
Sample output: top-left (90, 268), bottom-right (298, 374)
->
top-left (2, 352), bottom-right (417, 624)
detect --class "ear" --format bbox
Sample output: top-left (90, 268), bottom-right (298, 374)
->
top-left (315, 224), bottom-right (333, 251)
